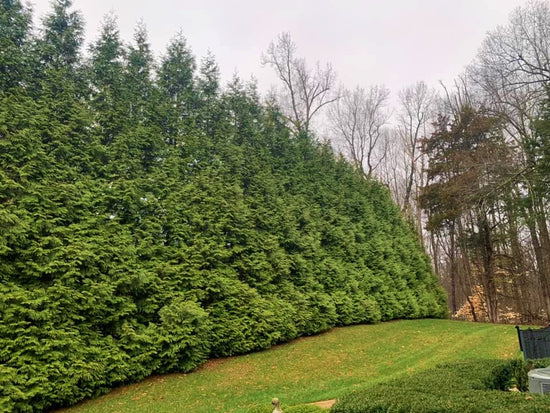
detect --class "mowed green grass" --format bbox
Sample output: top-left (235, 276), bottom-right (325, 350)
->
top-left (56, 320), bottom-right (520, 413)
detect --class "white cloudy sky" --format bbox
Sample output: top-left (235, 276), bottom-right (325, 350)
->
top-left (31, 0), bottom-right (527, 101)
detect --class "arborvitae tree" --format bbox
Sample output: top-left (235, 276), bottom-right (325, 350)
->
top-left (125, 21), bottom-right (154, 121)
top-left (196, 51), bottom-right (221, 139)
top-left (197, 50), bottom-right (219, 100)
top-left (157, 32), bottom-right (196, 146)
top-left (111, 22), bottom-right (163, 177)
top-left (224, 76), bottom-right (263, 143)
top-left (34, 0), bottom-right (93, 177)
top-left (88, 14), bottom-right (126, 147)
top-left (0, 0), bottom-right (32, 90)
top-left (158, 32), bottom-right (195, 103)
top-left (39, 0), bottom-right (83, 70)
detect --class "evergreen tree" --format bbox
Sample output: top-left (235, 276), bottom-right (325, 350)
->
top-left (157, 32), bottom-right (196, 146)
top-left (0, 0), bottom-right (32, 90)
top-left (421, 106), bottom-right (512, 322)
top-left (197, 50), bottom-right (219, 100)
top-left (34, 0), bottom-right (92, 176)
top-left (125, 21), bottom-right (154, 123)
top-left (110, 21), bottom-right (162, 177)
top-left (88, 14), bottom-right (126, 147)
top-left (196, 51), bottom-right (221, 139)
top-left (39, 0), bottom-right (83, 70)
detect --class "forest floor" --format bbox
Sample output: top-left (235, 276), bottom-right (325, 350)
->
top-left (55, 319), bottom-right (520, 413)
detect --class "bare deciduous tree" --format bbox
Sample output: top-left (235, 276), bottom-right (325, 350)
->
top-left (468, 0), bottom-right (550, 319)
top-left (378, 128), bottom-right (407, 204)
top-left (473, 0), bottom-right (550, 93)
top-left (468, 0), bottom-right (549, 137)
top-left (262, 32), bottom-right (338, 135)
top-left (328, 85), bottom-right (390, 178)
top-left (397, 81), bottom-right (434, 214)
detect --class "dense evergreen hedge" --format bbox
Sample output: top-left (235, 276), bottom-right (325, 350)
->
top-left (0, 1), bottom-right (447, 411)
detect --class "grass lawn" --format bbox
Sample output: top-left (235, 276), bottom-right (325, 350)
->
top-left (55, 319), bottom-right (520, 413)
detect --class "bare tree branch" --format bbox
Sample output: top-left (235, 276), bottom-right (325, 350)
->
top-left (328, 85), bottom-right (390, 178)
top-left (262, 32), bottom-right (337, 135)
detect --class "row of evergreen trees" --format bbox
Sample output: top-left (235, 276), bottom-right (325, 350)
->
top-left (0, 1), bottom-right (447, 411)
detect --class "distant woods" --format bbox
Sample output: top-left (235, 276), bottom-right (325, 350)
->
top-left (413, 0), bottom-right (550, 324)
top-left (263, 1), bottom-right (550, 324)
top-left (0, 0), bottom-right (447, 411)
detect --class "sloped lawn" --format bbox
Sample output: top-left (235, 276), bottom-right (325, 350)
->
top-left (55, 319), bottom-right (519, 413)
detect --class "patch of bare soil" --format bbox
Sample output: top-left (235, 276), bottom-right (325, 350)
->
top-left (309, 399), bottom-right (337, 409)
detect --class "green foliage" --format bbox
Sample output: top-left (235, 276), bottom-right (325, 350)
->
top-left (0, 0), bottom-right (33, 90)
top-left (331, 359), bottom-right (550, 413)
top-left (487, 358), bottom-right (530, 391)
top-left (487, 358), bottom-right (550, 392)
top-left (153, 298), bottom-right (212, 373)
top-left (0, 3), bottom-right (447, 412)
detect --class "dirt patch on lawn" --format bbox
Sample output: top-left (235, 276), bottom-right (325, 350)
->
top-left (309, 399), bottom-right (337, 409)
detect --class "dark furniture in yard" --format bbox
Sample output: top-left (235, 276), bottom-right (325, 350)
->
top-left (516, 325), bottom-right (550, 360)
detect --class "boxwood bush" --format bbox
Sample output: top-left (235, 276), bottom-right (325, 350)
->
top-left (331, 359), bottom-right (550, 413)
top-left (486, 357), bottom-right (550, 392)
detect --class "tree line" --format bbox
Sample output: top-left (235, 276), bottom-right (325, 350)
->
top-left (270, 0), bottom-right (550, 324)
top-left (0, 1), bottom-right (447, 411)
top-left (408, 1), bottom-right (550, 324)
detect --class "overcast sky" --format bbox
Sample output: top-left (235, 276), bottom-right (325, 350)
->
top-left (31, 0), bottom-right (527, 103)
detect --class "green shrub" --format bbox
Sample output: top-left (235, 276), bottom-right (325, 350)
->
top-left (153, 298), bottom-right (212, 373)
top-left (487, 358), bottom-right (550, 392)
top-left (331, 359), bottom-right (550, 413)
top-left (359, 296), bottom-right (382, 324)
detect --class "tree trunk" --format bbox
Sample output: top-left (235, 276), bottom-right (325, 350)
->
top-left (506, 198), bottom-right (527, 322)
top-left (480, 213), bottom-right (499, 323)
top-left (536, 207), bottom-right (550, 321)
top-left (526, 202), bottom-right (550, 321)
top-left (430, 231), bottom-right (440, 279)
top-left (449, 222), bottom-right (458, 314)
